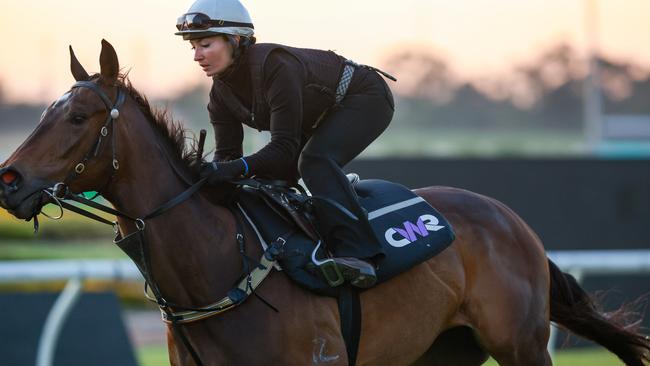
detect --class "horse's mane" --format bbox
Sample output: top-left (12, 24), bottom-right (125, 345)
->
top-left (91, 73), bottom-right (199, 171)
top-left (86, 73), bottom-right (234, 203)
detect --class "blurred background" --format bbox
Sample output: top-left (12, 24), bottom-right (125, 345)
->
top-left (1, 1), bottom-right (649, 365)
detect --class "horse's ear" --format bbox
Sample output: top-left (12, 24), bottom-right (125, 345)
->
top-left (99, 39), bottom-right (119, 84)
top-left (69, 46), bottom-right (89, 81)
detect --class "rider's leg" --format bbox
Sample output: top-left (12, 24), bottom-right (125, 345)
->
top-left (298, 71), bottom-right (394, 286)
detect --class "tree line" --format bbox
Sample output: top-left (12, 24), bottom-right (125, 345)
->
top-left (384, 43), bottom-right (650, 131)
top-left (2, 42), bottom-right (649, 134)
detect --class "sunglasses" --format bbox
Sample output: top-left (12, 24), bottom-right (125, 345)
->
top-left (176, 12), bottom-right (254, 31)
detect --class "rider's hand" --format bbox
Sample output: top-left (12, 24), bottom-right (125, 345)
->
top-left (200, 159), bottom-right (247, 184)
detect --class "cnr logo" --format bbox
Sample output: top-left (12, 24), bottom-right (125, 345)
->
top-left (384, 214), bottom-right (444, 248)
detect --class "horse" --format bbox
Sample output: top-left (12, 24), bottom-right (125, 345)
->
top-left (0, 39), bottom-right (648, 366)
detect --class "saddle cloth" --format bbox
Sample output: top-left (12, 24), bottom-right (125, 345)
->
top-left (237, 178), bottom-right (455, 295)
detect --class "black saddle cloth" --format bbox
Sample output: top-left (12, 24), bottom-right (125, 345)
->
top-left (236, 178), bottom-right (455, 296)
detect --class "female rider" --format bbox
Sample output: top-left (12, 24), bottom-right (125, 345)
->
top-left (176, 0), bottom-right (395, 288)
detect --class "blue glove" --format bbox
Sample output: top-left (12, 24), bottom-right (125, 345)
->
top-left (200, 159), bottom-right (248, 185)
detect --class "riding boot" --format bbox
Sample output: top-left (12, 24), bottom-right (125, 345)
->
top-left (331, 257), bottom-right (377, 288)
top-left (308, 193), bottom-right (379, 288)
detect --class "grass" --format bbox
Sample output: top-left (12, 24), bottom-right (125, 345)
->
top-left (0, 239), bottom-right (125, 260)
top-left (551, 348), bottom-right (624, 365)
top-left (0, 234), bottom-right (138, 303)
top-left (137, 345), bottom-right (170, 366)
top-left (0, 199), bottom-right (123, 260)
top-left (0, 202), bottom-right (115, 241)
top-left (135, 346), bottom-right (623, 366)
top-left (483, 348), bottom-right (624, 365)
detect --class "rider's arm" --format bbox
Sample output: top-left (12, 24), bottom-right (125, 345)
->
top-left (243, 49), bottom-right (303, 177)
top-left (208, 89), bottom-right (244, 162)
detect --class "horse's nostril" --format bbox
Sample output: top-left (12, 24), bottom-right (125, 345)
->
top-left (1, 170), bottom-right (18, 185)
top-left (0, 167), bottom-right (22, 190)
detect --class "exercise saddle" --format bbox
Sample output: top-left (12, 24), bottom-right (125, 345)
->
top-left (234, 174), bottom-right (456, 296)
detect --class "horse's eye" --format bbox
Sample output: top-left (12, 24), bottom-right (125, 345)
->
top-left (70, 114), bottom-right (87, 125)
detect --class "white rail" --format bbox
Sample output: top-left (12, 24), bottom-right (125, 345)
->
top-left (0, 259), bottom-right (142, 283)
top-left (36, 277), bottom-right (83, 366)
top-left (0, 250), bottom-right (649, 364)
top-left (0, 259), bottom-right (142, 366)
top-left (548, 249), bottom-right (650, 276)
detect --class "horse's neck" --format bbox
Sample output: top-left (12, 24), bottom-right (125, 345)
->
top-left (104, 113), bottom-right (241, 306)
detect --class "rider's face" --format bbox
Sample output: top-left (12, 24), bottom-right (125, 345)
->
top-left (190, 36), bottom-right (236, 77)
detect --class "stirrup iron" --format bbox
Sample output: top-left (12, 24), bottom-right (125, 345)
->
top-left (311, 241), bottom-right (344, 287)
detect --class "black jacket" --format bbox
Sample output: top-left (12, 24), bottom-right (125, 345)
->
top-left (208, 43), bottom-right (346, 178)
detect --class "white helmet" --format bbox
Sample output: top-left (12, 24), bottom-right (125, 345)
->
top-left (175, 0), bottom-right (254, 40)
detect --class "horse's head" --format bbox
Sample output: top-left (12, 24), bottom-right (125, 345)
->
top-left (0, 40), bottom-right (126, 220)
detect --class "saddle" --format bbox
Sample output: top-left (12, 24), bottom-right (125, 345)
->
top-left (234, 174), bottom-right (456, 296)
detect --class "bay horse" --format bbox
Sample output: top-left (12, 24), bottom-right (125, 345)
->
top-left (1, 40), bottom-right (649, 366)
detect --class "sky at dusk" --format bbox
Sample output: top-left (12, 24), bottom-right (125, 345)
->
top-left (0, 0), bottom-right (649, 103)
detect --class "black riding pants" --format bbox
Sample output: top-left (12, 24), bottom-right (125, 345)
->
top-left (298, 69), bottom-right (394, 259)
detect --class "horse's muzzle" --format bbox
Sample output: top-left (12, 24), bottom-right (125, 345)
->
top-left (0, 165), bottom-right (48, 220)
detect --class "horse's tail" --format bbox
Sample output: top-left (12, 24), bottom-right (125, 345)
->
top-left (548, 258), bottom-right (650, 366)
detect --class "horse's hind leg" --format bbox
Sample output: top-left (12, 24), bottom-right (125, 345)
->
top-left (466, 276), bottom-right (553, 366)
top-left (486, 326), bottom-right (552, 366)
top-left (490, 342), bottom-right (552, 365)
top-left (410, 327), bottom-right (489, 366)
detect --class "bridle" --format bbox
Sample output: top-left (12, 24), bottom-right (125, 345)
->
top-left (41, 78), bottom-right (210, 364)
top-left (57, 81), bottom-right (125, 195)
top-left (70, 81), bottom-right (125, 175)
top-left (36, 80), bottom-right (125, 229)
top-left (42, 79), bottom-right (200, 224)
top-left (37, 79), bottom-right (275, 366)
